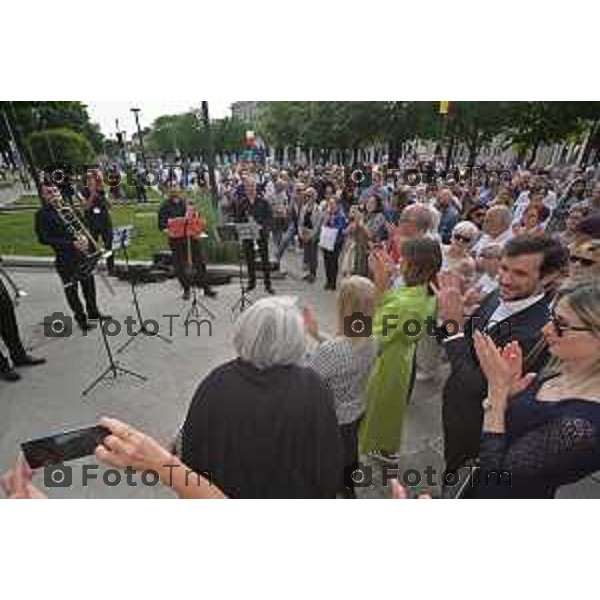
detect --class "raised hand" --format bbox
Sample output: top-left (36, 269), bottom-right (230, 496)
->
top-left (431, 270), bottom-right (465, 327)
top-left (302, 304), bottom-right (320, 340)
top-left (473, 332), bottom-right (536, 401)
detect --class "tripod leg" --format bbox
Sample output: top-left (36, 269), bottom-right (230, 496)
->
top-left (116, 331), bottom-right (139, 354)
top-left (114, 365), bottom-right (148, 381)
top-left (81, 365), bottom-right (115, 396)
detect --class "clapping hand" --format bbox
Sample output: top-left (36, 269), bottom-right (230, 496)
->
top-left (302, 304), bottom-right (320, 340)
top-left (473, 332), bottom-right (536, 403)
top-left (431, 270), bottom-right (465, 328)
top-left (463, 284), bottom-right (484, 316)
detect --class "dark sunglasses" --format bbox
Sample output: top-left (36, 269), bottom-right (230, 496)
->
top-left (550, 310), bottom-right (594, 337)
top-left (453, 233), bottom-right (472, 244)
top-left (570, 255), bottom-right (596, 267)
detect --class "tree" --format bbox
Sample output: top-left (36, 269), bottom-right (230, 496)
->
top-left (27, 128), bottom-right (95, 169)
top-left (440, 102), bottom-right (511, 168)
top-left (505, 102), bottom-right (585, 167)
top-left (1, 101), bottom-right (104, 173)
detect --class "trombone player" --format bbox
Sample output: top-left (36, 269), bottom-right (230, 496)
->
top-left (35, 186), bottom-right (109, 332)
top-left (0, 261), bottom-right (45, 382)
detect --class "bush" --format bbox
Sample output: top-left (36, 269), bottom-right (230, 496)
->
top-left (27, 128), bottom-right (95, 170)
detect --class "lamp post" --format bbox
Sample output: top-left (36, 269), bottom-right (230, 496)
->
top-left (130, 107), bottom-right (147, 169)
top-left (201, 101), bottom-right (219, 208)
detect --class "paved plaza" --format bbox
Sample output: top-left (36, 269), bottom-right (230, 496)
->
top-left (1, 250), bottom-right (599, 498)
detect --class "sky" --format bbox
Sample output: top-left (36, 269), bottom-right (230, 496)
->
top-left (84, 101), bottom-right (233, 138)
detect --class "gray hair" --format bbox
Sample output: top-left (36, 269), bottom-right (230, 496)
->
top-left (452, 220), bottom-right (481, 247)
top-left (233, 296), bottom-right (306, 369)
top-left (400, 204), bottom-right (434, 234)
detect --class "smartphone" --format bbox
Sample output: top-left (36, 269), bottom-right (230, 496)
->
top-left (21, 425), bottom-right (111, 469)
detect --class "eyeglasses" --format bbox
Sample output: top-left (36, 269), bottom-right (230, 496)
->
top-left (550, 310), bottom-right (594, 337)
top-left (453, 233), bottom-right (472, 244)
top-left (570, 255), bottom-right (596, 267)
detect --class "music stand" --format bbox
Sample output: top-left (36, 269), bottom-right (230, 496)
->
top-left (218, 221), bottom-right (261, 316)
top-left (81, 316), bottom-right (147, 397)
top-left (180, 215), bottom-right (216, 326)
top-left (114, 226), bottom-right (172, 354)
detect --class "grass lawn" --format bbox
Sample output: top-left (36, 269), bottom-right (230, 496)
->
top-left (0, 191), bottom-right (238, 262)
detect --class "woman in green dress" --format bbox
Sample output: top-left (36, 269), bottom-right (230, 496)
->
top-left (359, 237), bottom-right (442, 460)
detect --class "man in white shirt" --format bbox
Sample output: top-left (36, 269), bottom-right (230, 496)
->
top-left (434, 234), bottom-right (569, 472)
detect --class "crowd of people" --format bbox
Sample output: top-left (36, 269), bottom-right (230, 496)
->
top-left (2, 154), bottom-right (600, 499)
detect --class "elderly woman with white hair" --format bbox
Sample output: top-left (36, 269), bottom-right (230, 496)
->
top-left (178, 296), bottom-right (344, 499)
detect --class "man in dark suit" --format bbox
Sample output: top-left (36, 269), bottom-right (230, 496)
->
top-left (0, 271), bottom-right (45, 382)
top-left (232, 177), bottom-right (275, 294)
top-left (435, 235), bottom-right (569, 473)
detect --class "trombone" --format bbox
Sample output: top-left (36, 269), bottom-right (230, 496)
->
top-left (48, 194), bottom-right (115, 295)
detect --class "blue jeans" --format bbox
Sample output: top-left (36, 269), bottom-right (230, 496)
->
top-left (276, 224), bottom-right (297, 262)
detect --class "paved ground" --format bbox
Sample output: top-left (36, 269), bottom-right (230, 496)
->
top-left (1, 248), bottom-right (599, 498)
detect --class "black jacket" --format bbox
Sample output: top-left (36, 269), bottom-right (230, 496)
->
top-left (157, 198), bottom-right (187, 231)
top-left (442, 289), bottom-right (551, 472)
top-left (181, 359), bottom-right (344, 499)
top-left (83, 189), bottom-right (112, 236)
top-left (232, 192), bottom-right (273, 229)
top-left (35, 204), bottom-right (79, 264)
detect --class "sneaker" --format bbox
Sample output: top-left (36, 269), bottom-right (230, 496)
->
top-left (204, 288), bottom-right (217, 298)
top-left (265, 285), bottom-right (275, 295)
top-left (246, 281), bottom-right (256, 292)
top-left (182, 290), bottom-right (191, 301)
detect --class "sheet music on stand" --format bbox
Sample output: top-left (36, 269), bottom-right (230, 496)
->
top-left (112, 225), bottom-right (135, 251)
top-left (234, 219), bottom-right (262, 242)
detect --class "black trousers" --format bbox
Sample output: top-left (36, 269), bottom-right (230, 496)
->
top-left (169, 238), bottom-right (209, 293)
top-left (56, 260), bottom-right (99, 322)
top-left (304, 240), bottom-right (319, 277)
top-left (243, 230), bottom-right (271, 287)
top-left (0, 282), bottom-right (28, 371)
top-left (340, 417), bottom-right (362, 499)
top-left (322, 245), bottom-right (341, 289)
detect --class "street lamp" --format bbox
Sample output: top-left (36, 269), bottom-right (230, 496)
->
top-left (130, 107), bottom-right (147, 169)
top-left (201, 101), bottom-right (219, 208)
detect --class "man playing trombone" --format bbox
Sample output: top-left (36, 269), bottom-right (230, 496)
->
top-left (0, 264), bottom-right (45, 382)
top-left (35, 191), bottom-right (109, 332)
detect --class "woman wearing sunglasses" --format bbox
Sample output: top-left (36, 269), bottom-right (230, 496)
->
top-left (473, 279), bottom-right (600, 498)
top-left (442, 221), bottom-right (480, 272)
top-left (569, 239), bottom-right (600, 281)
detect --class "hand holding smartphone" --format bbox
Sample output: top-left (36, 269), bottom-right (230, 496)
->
top-left (21, 425), bottom-right (111, 470)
